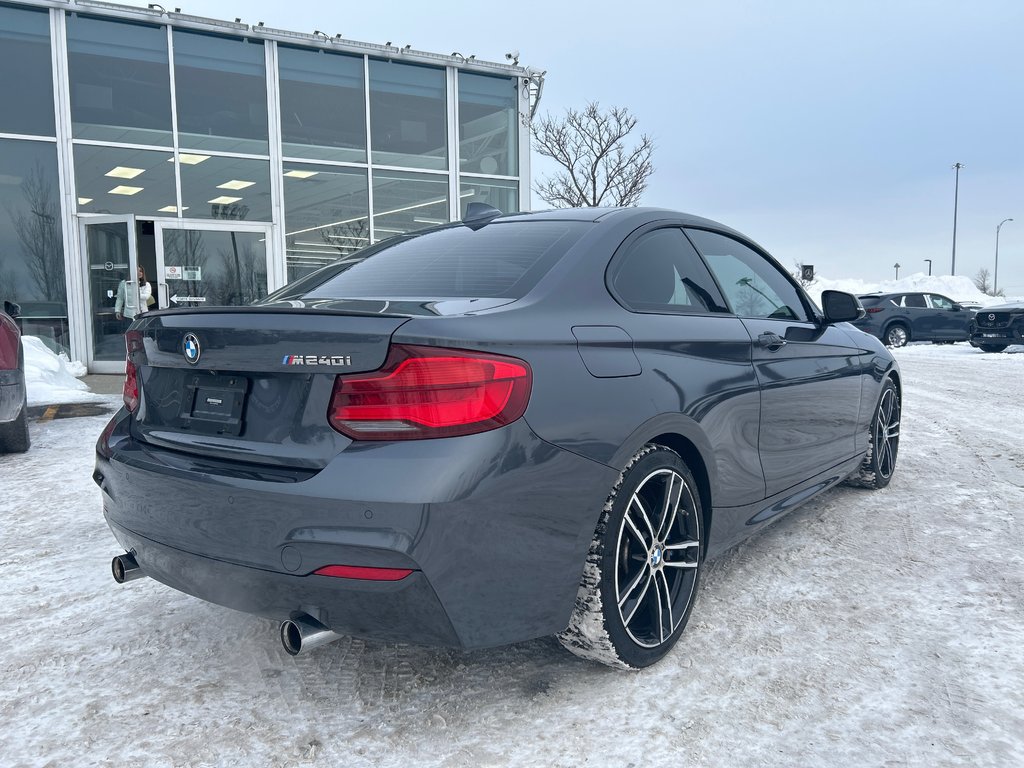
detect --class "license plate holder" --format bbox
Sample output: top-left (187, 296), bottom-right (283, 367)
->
top-left (178, 374), bottom-right (248, 435)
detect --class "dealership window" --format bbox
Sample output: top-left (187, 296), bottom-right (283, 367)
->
top-left (0, 139), bottom-right (68, 356)
top-left (458, 73), bottom-right (518, 177)
top-left (73, 144), bottom-right (175, 217)
top-left (66, 14), bottom-right (172, 147)
top-left (179, 155), bottom-right (272, 222)
top-left (173, 31), bottom-right (268, 155)
top-left (459, 177), bottom-right (518, 218)
top-left (369, 60), bottom-right (447, 171)
top-left (0, 4), bottom-right (55, 137)
top-left (278, 46), bottom-right (366, 163)
top-left (372, 170), bottom-right (448, 239)
top-left (282, 163), bottom-right (368, 281)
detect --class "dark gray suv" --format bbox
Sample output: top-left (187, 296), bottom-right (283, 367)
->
top-left (969, 301), bottom-right (1024, 352)
top-left (851, 291), bottom-right (972, 346)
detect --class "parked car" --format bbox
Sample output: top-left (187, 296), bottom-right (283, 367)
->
top-left (0, 303), bottom-right (30, 453)
top-left (851, 291), bottom-right (972, 346)
top-left (969, 300), bottom-right (1024, 352)
top-left (96, 206), bottom-right (901, 669)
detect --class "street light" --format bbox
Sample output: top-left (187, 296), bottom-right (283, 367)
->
top-left (924, 258), bottom-right (932, 276)
top-left (951, 162), bottom-right (965, 275)
top-left (995, 218), bottom-right (1013, 294)
top-left (894, 262), bottom-right (901, 279)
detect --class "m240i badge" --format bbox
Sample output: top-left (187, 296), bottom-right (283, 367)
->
top-left (282, 355), bottom-right (352, 366)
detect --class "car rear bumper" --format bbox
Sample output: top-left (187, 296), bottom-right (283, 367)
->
top-left (95, 410), bottom-right (619, 649)
top-left (0, 368), bottom-right (26, 423)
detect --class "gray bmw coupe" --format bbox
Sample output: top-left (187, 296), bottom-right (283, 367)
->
top-left (96, 206), bottom-right (901, 669)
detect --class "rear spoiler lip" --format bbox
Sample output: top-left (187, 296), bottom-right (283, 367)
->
top-left (142, 305), bottom-right (408, 320)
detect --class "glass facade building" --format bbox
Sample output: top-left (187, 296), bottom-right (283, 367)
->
top-left (0, 0), bottom-right (534, 371)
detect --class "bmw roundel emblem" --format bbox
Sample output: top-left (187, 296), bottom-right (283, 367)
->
top-left (182, 333), bottom-right (201, 365)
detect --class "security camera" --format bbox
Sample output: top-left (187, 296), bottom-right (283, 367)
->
top-left (505, 50), bottom-right (520, 64)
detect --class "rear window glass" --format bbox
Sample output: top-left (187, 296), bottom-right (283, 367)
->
top-left (302, 221), bottom-right (589, 300)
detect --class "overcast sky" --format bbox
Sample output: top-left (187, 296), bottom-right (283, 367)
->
top-left (124, 0), bottom-right (1024, 296)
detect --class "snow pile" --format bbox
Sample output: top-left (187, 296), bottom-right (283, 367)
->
top-left (802, 273), bottom-right (1015, 310)
top-left (21, 336), bottom-right (103, 406)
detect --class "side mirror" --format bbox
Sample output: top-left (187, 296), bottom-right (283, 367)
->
top-left (821, 290), bottom-right (864, 324)
top-left (951, 303), bottom-right (963, 311)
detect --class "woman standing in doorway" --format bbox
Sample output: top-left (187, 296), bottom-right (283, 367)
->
top-left (115, 266), bottom-right (152, 322)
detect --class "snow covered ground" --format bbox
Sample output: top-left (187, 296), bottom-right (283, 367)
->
top-left (1, 344), bottom-right (1022, 767)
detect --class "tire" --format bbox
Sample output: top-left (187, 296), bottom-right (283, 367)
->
top-left (978, 344), bottom-right (1008, 353)
top-left (0, 390), bottom-right (30, 453)
top-left (884, 324), bottom-right (909, 347)
top-left (845, 379), bottom-right (899, 489)
top-left (557, 444), bottom-right (704, 669)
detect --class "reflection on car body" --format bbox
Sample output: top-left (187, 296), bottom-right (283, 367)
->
top-left (851, 291), bottom-right (971, 346)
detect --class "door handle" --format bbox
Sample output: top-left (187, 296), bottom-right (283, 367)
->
top-left (757, 331), bottom-right (787, 350)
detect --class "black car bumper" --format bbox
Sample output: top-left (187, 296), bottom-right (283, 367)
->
top-left (95, 410), bottom-right (619, 649)
top-left (0, 367), bottom-right (26, 423)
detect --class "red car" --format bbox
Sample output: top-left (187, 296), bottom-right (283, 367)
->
top-left (0, 303), bottom-right (30, 453)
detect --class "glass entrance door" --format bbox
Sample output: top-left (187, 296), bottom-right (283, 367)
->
top-left (154, 223), bottom-right (272, 309)
top-left (81, 215), bottom-right (139, 372)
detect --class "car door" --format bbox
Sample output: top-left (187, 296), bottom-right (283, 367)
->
top-left (901, 293), bottom-right (937, 339)
top-left (926, 293), bottom-right (969, 339)
top-left (685, 228), bottom-right (864, 498)
top-left (606, 225), bottom-right (767, 506)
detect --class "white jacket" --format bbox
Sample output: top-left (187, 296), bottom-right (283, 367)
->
top-left (115, 280), bottom-right (151, 319)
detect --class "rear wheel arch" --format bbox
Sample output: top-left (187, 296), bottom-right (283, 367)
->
top-left (648, 433), bottom-right (713, 559)
top-left (609, 417), bottom-right (717, 551)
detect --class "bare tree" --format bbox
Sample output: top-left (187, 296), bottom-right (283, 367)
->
top-left (532, 102), bottom-right (654, 208)
top-left (974, 268), bottom-right (1004, 297)
top-left (8, 163), bottom-right (65, 302)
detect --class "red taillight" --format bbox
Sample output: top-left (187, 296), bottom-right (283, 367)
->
top-left (313, 565), bottom-right (413, 581)
top-left (123, 331), bottom-right (142, 412)
top-left (328, 344), bottom-right (532, 440)
top-left (866, 307), bottom-right (884, 314)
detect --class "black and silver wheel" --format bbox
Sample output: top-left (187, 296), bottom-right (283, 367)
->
top-left (884, 324), bottom-right (909, 348)
top-left (847, 378), bottom-right (900, 489)
top-left (558, 444), bottom-right (704, 669)
top-left (978, 344), bottom-right (1007, 353)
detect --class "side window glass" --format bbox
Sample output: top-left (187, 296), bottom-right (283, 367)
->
top-left (685, 229), bottom-right (809, 321)
top-left (904, 294), bottom-right (927, 308)
top-left (610, 228), bottom-right (727, 314)
top-left (928, 294), bottom-right (953, 309)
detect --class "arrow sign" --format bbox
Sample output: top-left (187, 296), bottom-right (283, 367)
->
top-left (170, 294), bottom-right (207, 304)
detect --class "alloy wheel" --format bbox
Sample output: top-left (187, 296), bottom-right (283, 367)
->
top-left (614, 468), bottom-right (701, 648)
top-left (873, 386), bottom-right (900, 479)
top-left (885, 325), bottom-right (908, 347)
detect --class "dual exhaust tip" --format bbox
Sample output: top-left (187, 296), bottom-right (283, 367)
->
top-left (111, 551), bottom-right (342, 656)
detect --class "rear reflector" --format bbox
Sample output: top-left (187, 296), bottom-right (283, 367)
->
top-left (866, 307), bottom-right (884, 314)
top-left (328, 344), bottom-right (532, 440)
top-left (313, 565), bottom-right (413, 581)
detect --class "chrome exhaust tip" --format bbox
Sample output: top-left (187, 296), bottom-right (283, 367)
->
top-left (280, 614), bottom-right (342, 656)
top-left (111, 552), bottom-right (145, 583)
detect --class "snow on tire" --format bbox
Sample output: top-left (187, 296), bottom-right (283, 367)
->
top-left (557, 444), bottom-right (704, 669)
top-left (845, 378), bottom-right (900, 490)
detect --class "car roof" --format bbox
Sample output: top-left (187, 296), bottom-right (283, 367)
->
top-left (487, 206), bottom-right (743, 230)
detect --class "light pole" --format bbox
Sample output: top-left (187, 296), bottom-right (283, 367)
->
top-left (924, 258), bottom-right (932, 276)
top-left (951, 162), bottom-right (964, 275)
top-left (894, 262), bottom-right (901, 279)
top-left (995, 218), bottom-right (1012, 294)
